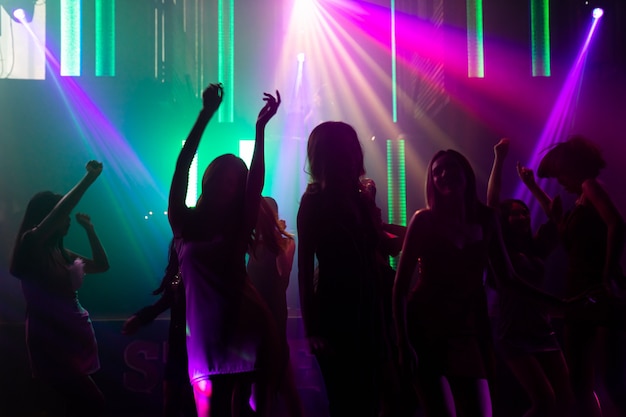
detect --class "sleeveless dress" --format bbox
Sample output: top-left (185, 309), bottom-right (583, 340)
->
top-left (407, 236), bottom-right (491, 378)
top-left (18, 243), bottom-right (99, 381)
top-left (175, 234), bottom-right (276, 384)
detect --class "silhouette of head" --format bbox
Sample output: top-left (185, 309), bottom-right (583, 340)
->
top-left (11, 191), bottom-right (65, 278)
top-left (306, 121), bottom-right (365, 191)
top-left (426, 150), bottom-right (478, 215)
top-left (499, 199), bottom-right (533, 249)
top-left (263, 196), bottom-right (279, 217)
top-left (197, 154), bottom-right (248, 213)
top-left (19, 191), bottom-right (65, 237)
top-left (537, 135), bottom-right (605, 194)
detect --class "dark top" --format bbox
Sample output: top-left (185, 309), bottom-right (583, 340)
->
top-left (561, 203), bottom-right (625, 327)
top-left (562, 203), bottom-right (608, 296)
top-left (297, 185), bottom-right (386, 356)
top-left (406, 213), bottom-right (492, 378)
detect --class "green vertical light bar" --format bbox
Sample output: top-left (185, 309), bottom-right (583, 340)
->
top-left (531, 0), bottom-right (551, 76)
top-left (466, 0), bottom-right (484, 78)
top-left (95, 0), bottom-right (115, 76)
top-left (390, 0), bottom-right (398, 123)
top-left (387, 140), bottom-right (394, 228)
top-left (60, 0), bottom-right (82, 76)
top-left (196, 0), bottom-right (204, 92)
top-left (228, 0), bottom-right (234, 120)
top-left (397, 140), bottom-right (406, 227)
top-left (217, 0), bottom-right (234, 123)
top-left (387, 139), bottom-right (407, 268)
top-left (217, 0), bottom-right (223, 89)
top-left (183, 140), bottom-right (199, 208)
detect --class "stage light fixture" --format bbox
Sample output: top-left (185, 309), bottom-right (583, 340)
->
top-left (2, 0), bottom-right (36, 23)
top-left (592, 7), bottom-right (604, 19)
top-left (12, 7), bottom-right (25, 20)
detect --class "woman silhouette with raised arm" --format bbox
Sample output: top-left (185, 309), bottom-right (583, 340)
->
top-left (168, 83), bottom-right (281, 417)
top-left (10, 160), bottom-right (109, 417)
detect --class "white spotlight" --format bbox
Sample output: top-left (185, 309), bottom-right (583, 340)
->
top-left (12, 8), bottom-right (27, 21)
top-left (592, 8), bottom-right (604, 19)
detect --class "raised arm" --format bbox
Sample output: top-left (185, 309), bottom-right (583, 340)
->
top-left (516, 162), bottom-right (556, 219)
top-left (487, 138), bottom-right (509, 207)
top-left (168, 83), bottom-right (223, 235)
top-left (582, 178), bottom-right (625, 290)
top-left (243, 91), bottom-right (281, 234)
top-left (485, 207), bottom-right (563, 307)
top-left (29, 161), bottom-right (103, 244)
top-left (67, 213), bottom-right (109, 274)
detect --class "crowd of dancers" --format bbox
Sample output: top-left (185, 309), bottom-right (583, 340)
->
top-left (9, 83), bottom-right (626, 417)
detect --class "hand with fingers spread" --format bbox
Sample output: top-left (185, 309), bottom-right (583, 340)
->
top-left (256, 90), bottom-right (281, 129)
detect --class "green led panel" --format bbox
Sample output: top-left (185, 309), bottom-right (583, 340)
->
top-left (387, 139), bottom-right (407, 268)
top-left (217, 0), bottom-right (234, 123)
top-left (95, 0), bottom-right (115, 76)
top-left (391, 0), bottom-right (398, 123)
top-left (531, 0), bottom-right (551, 76)
top-left (466, 0), bottom-right (484, 78)
top-left (60, 0), bottom-right (81, 76)
top-left (387, 140), bottom-right (394, 224)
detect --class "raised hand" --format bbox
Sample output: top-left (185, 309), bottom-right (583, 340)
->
top-left (202, 83), bottom-right (224, 113)
top-left (75, 213), bottom-right (94, 230)
top-left (86, 160), bottom-right (103, 178)
top-left (256, 90), bottom-right (281, 128)
top-left (516, 161), bottom-right (537, 187)
top-left (494, 138), bottom-right (510, 159)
